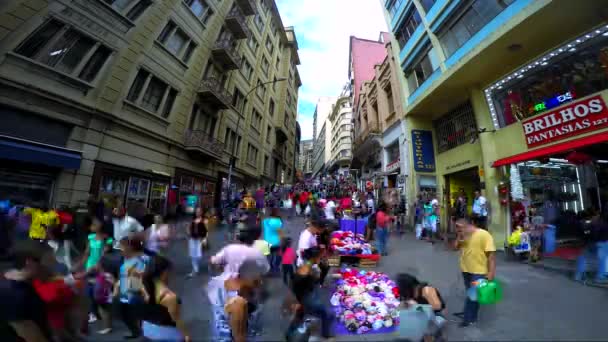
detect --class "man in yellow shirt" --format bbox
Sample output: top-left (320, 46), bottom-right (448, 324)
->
top-left (455, 218), bottom-right (496, 327)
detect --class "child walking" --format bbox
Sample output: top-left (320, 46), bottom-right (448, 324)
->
top-left (281, 237), bottom-right (296, 287)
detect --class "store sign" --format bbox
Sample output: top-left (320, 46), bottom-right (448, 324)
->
top-left (412, 130), bottom-right (436, 172)
top-left (386, 158), bottom-right (400, 173)
top-left (523, 95), bottom-right (608, 147)
top-left (533, 91), bottom-right (575, 114)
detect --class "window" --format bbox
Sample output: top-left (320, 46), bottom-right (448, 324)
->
top-left (103, 0), bottom-right (152, 21)
top-left (232, 88), bottom-right (244, 111)
top-left (419, 0), bottom-right (436, 12)
top-left (395, 8), bottom-right (421, 48)
top-left (440, 0), bottom-right (511, 57)
top-left (273, 76), bottom-right (278, 92)
top-left (405, 47), bottom-right (439, 92)
top-left (185, 0), bottom-right (214, 25)
top-left (247, 144), bottom-right (258, 166)
top-left (265, 36), bottom-right (273, 55)
top-left (189, 104), bottom-right (217, 135)
top-left (388, 0), bottom-right (404, 18)
top-left (15, 19), bottom-right (112, 83)
top-left (264, 155), bottom-right (269, 173)
top-left (126, 69), bottom-right (177, 118)
top-left (224, 128), bottom-right (241, 154)
top-left (266, 125), bottom-right (272, 143)
top-left (241, 59), bottom-right (253, 79)
top-left (386, 86), bottom-right (395, 115)
top-left (275, 56), bottom-right (280, 71)
top-left (256, 82), bottom-right (265, 99)
top-left (268, 99), bottom-right (275, 117)
top-left (433, 102), bottom-right (477, 153)
top-left (253, 13), bottom-right (264, 32)
top-left (247, 36), bottom-right (258, 53)
top-left (261, 56), bottom-right (269, 75)
top-left (251, 109), bottom-right (262, 131)
top-left (157, 21), bottom-right (197, 63)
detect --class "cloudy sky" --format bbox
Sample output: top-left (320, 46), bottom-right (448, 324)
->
top-left (275, 0), bottom-right (388, 140)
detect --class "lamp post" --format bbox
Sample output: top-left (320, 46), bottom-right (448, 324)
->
top-left (226, 77), bottom-right (287, 205)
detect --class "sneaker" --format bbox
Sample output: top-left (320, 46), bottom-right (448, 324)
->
top-left (97, 328), bottom-right (112, 335)
top-left (459, 321), bottom-right (476, 328)
top-left (88, 314), bottom-right (98, 323)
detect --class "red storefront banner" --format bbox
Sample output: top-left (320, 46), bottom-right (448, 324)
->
top-left (522, 95), bottom-right (608, 147)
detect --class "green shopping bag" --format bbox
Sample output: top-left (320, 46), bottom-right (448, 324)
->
top-left (477, 280), bottom-right (503, 305)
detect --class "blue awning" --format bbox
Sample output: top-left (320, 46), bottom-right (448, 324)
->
top-left (0, 135), bottom-right (82, 169)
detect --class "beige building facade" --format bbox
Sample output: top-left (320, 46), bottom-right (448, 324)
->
top-left (0, 0), bottom-right (300, 214)
top-left (352, 34), bottom-right (407, 195)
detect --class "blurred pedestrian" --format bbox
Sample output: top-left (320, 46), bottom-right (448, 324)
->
top-left (281, 237), bottom-right (296, 288)
top-left (186, 207), bottom-right (208, 278)
top-left (262, 207), bottom-right (284, 275)
top-left (116, 237), bottom-right (149, 339)
top-left (141, 256), bottom-right (191, 341)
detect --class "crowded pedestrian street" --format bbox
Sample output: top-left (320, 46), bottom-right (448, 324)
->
top-left (75, 215), bottom-right (606, 342)
top-left (4, 0), bottom-right (608, 341)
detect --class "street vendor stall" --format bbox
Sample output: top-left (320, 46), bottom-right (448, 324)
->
top-left (331, 268), bottom-right (400, 335)
top-left (328, 230), bottom-right (380, 267)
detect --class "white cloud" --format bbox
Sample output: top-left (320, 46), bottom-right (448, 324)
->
top-left (276, 0), bottom-right (388, 139)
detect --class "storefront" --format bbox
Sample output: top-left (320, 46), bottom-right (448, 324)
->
top-left (173, 168), bottom-right (218, 214)
top-left (91, 162), bottom-right (170, 217)
top-left (485, 24), bottom-right (608, 257)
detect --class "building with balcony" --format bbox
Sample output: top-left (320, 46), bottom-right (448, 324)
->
top-left (0, 0), bottom-right (299, 215)
top-left (328, 83), bottom-right (354, 176)
top-left (298, 138), bottom-right (314, 178)
top-left (383, 0), bottom-right (608, 246)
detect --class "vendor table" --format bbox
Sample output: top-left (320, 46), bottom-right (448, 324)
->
top-left (338, 218), bottom-right (368, 234)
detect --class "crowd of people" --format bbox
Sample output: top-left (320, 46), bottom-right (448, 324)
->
top-left (0, 177), bottom-right (504, 342)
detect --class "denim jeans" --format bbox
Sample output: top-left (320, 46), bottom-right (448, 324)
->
top-left (302, 290), bottom-right (335, 338)
top-left (375, 227), bottom-right (388, 255)
top-left (269, 246), bottom-right (281, 274)
top-left (575, 242), bottom-right (608, 281)
top-left (462, 272), bottom-right (486, 323)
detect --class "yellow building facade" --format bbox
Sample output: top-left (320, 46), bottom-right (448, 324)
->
top-left (383, 0), bottom-right (608, 247)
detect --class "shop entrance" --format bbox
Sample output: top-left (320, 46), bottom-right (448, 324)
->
top-left (505, 141), bottom-right (608, 260)
top-left (444, 167), bottom-right (481, 220)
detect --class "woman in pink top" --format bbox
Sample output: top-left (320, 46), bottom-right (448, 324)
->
top-left (375, 202), bottom-right (394, 256)
top-left (281, 237), bottom-right (296, 287)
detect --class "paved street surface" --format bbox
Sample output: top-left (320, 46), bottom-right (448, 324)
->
top-left (89, 216), bottom-right (608, 341)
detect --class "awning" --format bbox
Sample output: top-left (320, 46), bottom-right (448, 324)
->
top-left (492, 131), bottom-right (608, 167)
top-left (0, 135), bottom-right (82, 169)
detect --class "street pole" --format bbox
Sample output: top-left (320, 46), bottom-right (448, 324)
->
top-left (226, 77), bottom-right (287, 206)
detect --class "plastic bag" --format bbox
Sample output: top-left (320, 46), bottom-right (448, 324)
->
top-left (477, 280), bottom-right (503, 305)
top-left (513, 232), bottom-right (531, 253)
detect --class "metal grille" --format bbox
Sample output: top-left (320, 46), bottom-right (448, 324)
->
top-left (433, 102), bottom-right (477, 153)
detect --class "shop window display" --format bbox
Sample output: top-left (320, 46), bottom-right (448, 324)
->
top-left (491, 34), bottom-right (608, 127)
top-left (99, 175), bottom-right (128, 210)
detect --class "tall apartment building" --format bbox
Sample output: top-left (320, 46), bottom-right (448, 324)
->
top-left (311, 122), bottom-right (326, 177)
top-left (383, 0), bottom-right (608, 245)
top-left (0, 0), bottom-right (300, 215)
top-left (298, 138), bottom-right (314, 178)
top-left (328, 83), bottom-right (354, 176)
top-left (311, 96), bottom-right (337, 177)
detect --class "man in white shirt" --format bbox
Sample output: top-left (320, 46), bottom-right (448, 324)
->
top-left (112, 207), bottom-right (144, 249)
top-left (324, 199), bottom-right (336, 221)
top-left (366, 195), bottom-right (375, 214)
top-left (297, 219), bottom-right (325, 266)
top-left (472, 190), bottom-right (488, 229)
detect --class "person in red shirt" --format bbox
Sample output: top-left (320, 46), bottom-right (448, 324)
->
top-left (375, 202), bottom-right (394, 256)
top-left (280, 237), bottom-right (296, 287)
top-left (33, 274), bottom-right (76, 341)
